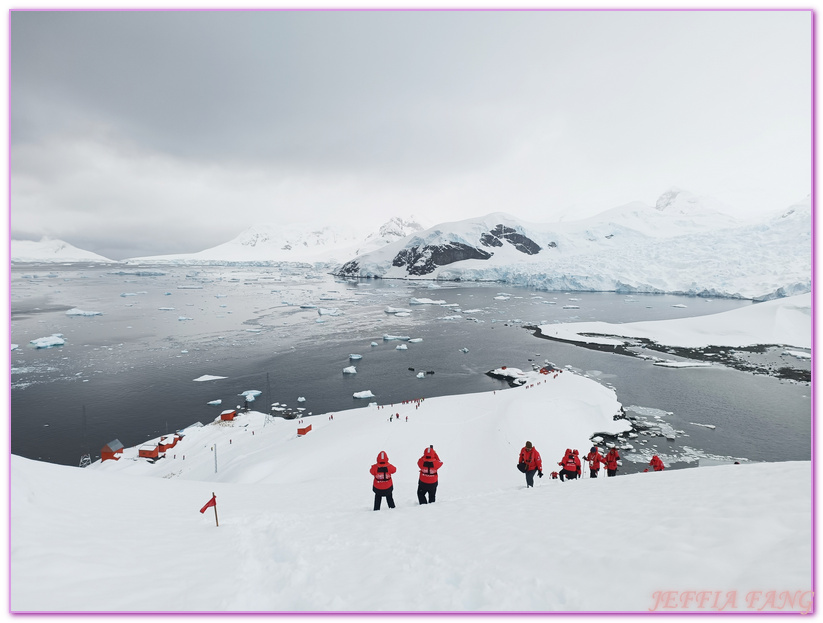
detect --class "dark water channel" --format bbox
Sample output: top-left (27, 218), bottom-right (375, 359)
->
top-left (10, 264), bottom-right (811, 469)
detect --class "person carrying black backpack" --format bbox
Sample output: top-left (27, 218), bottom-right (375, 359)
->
top-left (417, 445), bottom-right (443, 504)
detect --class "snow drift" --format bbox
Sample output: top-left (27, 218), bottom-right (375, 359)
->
top-left (11, 366), bottom-right (811, 612)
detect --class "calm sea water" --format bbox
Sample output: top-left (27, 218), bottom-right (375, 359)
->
top-left (10, 264), bottom-right (811, 468)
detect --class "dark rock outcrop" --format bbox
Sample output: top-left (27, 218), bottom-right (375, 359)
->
top-left (392, 242), bottom-right (493, 276)
top-left (480, 224), bottom-right (542, 255)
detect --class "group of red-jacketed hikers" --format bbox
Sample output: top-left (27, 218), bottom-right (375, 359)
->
top-left (370, 441), bottom-right (664, 510)
top-left (517, 441), bottom-right (665, 487)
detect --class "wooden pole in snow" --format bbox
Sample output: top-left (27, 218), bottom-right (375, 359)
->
top-left (212, 492), bottom-right (219, 527)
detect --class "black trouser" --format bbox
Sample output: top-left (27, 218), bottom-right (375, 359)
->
top-left (417, 480), bottom-right (438, 504)
top-left (559, 469), bottom-right (577, 481)
top-left (590, 468), bottom-right (599, 478)
top-left (607, 469), bottom-right (617, 477)
top-left (373, 486), bottom-right (395, 510)
top-left (525, 469), bottom-right (537, 487)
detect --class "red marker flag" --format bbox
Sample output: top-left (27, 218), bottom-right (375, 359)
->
top-left (200, 494), bottom-right (217, 514)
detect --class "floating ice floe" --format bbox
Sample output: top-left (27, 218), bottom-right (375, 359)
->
top-left (409, 338), bottom-right (423, 343)
top-left (438, 315), bottom-right (463, 320)
top-left (689, 422), bottom-right (716, 430)
top-left (178, 316), bottom-right (193, 321)
top-left (207, 400), bottom-right (222, 406)
top-left (409, 298), bottom-right (446, 305)
top-left (66, 308), bottom-right (102, 316)
top-left (562, 305), bottom-right (580, 310)
top-left (396, 344), bottom-right (408, 350)
top-left (383, 334), bottom-right (411, 341)
top-left (297, 397), bottom-right (306, 403)
top-left (416, 372), bottom-right (425, 379)
top-left (318, 308), bottom-right (341, 316)
top-left (370, 342), bottom-right (378, 347)
top-left (385, 306), bottom-right (412, 314)
top-left (493, 295), bottom-right (510, 301)
top-left (460, 347), bottom-right (469, 353)
top-left (784, 350), bottom-right (811, 360)
top-left (353, 390), bottom-right (374, 399)
top-left (158, 307), bottom-right (175, 311)
top-left (395, 312), bottom-right (411, 317)
top-left (343, 366), bottom-right (357, 374)
top-left (30, 334), bottom-right (65, 349)
top-left (672, 304), bottom-right (687, 308)
top-left (177, 285), bottom-right (203, 290)
top-left (653, 361), bottom-right (712, 368)
top-left (239, 390), bottom-right (262, 401)
top-left (349, 354), bottom-right (362, 360)
top-left (11, 344), bottom-right (19, 351)
top-left (300, 304), bottom-right (318, 309)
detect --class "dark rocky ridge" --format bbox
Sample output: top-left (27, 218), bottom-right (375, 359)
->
top-left (336, 223), bottom-right (548, 277)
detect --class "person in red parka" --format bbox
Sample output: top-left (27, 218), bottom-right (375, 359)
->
top-left (518, 441), bottom-right (543, 487)
top-left (649, 455), bottom-right (665, 472)
top-left (417, 445), bottom-right (443, 504)
top-left (585, 446), bottom-right (605, 478)
top-left (370, 450), bottom-right (397, 510)
top-left (604, 447), bottom-right (620, 477)
top-left (558, 448), bottom-right (581, 481)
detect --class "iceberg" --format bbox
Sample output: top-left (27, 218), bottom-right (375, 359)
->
top-left (353, 390), bottom-right (374, 399)
top-left (30, 334), bottom-right (65, 349)
top-left (343, 366), bottom-right (357, 374)
top-left (65, 308), bottom-right (102, 317)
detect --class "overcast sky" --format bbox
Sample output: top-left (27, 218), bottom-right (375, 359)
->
top-left (10, 9), bottom-right (812, 260)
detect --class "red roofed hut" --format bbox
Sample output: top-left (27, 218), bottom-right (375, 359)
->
top-left (220, 410), bottom-right (237, 421)
top-left (158, 435), bottom-right (177, 452)
top-left (297, 424), bottom-right (312, 436)
top-left (138, 444), bottom-right (159, 459)
top-left (101, 439), bottom-right (124, 461)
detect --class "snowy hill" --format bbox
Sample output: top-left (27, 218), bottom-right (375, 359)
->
top-left (336, 191), bottom-right (811, 300)
top-left (11, 237), bottom-right (117, 263)
top-left (11, 364), bottom-right (811, 612)
top-left (127, 216), bottom-right (426, 265)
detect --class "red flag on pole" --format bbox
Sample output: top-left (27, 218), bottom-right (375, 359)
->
top-left (200, 494), bottom-right (216, 513)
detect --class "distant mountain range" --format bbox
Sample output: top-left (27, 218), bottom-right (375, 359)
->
top-left (11, 189), bottom-right (811, 300)
top-left (10, 237), bottom-right (117, 264)
top-left (334, 189), bottom-right (811, 300)
top-left (126, 216), bottom-right (427, 265)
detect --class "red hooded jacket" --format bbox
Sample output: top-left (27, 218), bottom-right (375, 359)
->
top-left (604, 448), bottom-right (620, 470)
top-left (519, 446), bottom-right (542, 471)
top-left (586, 449), bottom-right (604, 469)
top-left (559, 453), bottom-right (581, 473)
top-left (370, 451), bottom-right (397, 490)
top-left (418, 447), bottom-right (443, 484)
top-left (650, 455), bottom-right (665, 471)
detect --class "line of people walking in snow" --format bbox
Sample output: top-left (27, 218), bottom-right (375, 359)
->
top-left (517, 441), bottom-right (663, 486)
top-left (370, 442), bottom-right (665, 509)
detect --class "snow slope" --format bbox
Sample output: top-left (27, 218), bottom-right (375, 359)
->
top-left (539, 292), bottom-right (812, 350)
top-left (335, 191), bottom-right (811, 300)
top-left (126, 216), bottom-right (426, 265)
top-left (10, 237), bottom-right (117, 263)
top-left (10, 367), bottom-right (811, 613)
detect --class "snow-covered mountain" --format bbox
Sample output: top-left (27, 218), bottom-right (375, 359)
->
top-left (127, 216), bottom-right (426, 265)
top-left (336, 190), bottom-right (811, 300)
top-left (10, 237), bottom-right (116, 263)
